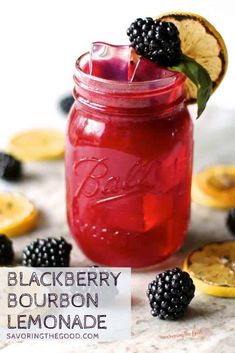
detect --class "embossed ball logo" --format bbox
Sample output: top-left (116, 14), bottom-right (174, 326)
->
top-left (73, 157), bottom-right (156, 200)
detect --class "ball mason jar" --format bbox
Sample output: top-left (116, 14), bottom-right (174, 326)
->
top-left (65, 52), bottom-right (193, 268)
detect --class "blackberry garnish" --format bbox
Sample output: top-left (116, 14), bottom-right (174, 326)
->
top-left (22, 237), bottom-right (72, 267)
top-left (0, 234), bottom-right (14, 265)
top-left (0, 152), bottom-right (22, 181)
top-left (147, 267), bottom-right (195, 320)
top-left (127, 17), bottom-right (182, 66)
top-left (59, 94), bottom-right (74, 114)
top-left (226, 209), bottom-right (235, 236)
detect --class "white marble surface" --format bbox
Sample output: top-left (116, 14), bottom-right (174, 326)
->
top-left (1, 105), bottom-right (235, 352)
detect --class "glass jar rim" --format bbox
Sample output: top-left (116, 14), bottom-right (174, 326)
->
top-left (74, 51), bottom-right (185, 94)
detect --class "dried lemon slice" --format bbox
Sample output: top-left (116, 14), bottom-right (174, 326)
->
top-left (184, 241), bottom-right (235, 297)
top-left (8, 129), bottom-right (64, 161)
top-left (192, 165), bottom-right (235, 208)
top-left (158, 12), bottom-right (228, 102)
top-left (0, 192), bottom-right (37, 236)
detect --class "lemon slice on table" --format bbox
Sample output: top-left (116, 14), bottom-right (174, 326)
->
top-left (0, 192), bottom-right (37, 236)
top-left (8, 129), bottom-right (64, 161)
top-left (158, 12), bottom-right (228, 102)
top-left (192, 165), bottom-right (235, 208)
top-left (184, 241), bottom-right (235, 297)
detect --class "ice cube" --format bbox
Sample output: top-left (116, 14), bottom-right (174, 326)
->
top-left (129, 57), bottom-right (174, 83)
top-left (89, 192), bottom-right (173, 233)
top-left (90, 42), bottom-right (132, 81)
top-left (143, 192), bottom-right (173, 231)
top-left (89, 43), bottom-right (174, 84)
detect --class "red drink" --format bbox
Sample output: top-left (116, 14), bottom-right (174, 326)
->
top-left (65, 48), bottom-right (193, 268)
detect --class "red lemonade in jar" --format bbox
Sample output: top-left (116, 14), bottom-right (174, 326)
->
top-left (65, 42), bottom-right (193, 267)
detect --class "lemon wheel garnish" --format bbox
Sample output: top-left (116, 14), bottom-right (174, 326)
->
top-left (0, 192), bottom-right (37, 236)
top-left (184, 241), bottom-right (235, 297)
top-left (8, 129), bottom-right (64, 161)
top-left (192, 165), bottom-right (235, 208)
top-left (158, 12), bottom-right (228, 103)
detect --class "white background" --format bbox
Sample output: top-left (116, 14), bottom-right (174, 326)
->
top-left (0, 0), bottom-right (234, 149)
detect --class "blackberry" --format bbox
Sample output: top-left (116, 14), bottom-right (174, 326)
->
top-left (0, 234), bottom-right (14, 265)
top-left (147, 267), bottom-right (195, 320)
top-left (127, 17), bottom-right (182, 66)
top-left (226, 209), bottom-right (235, 236)
top-left (22, 237), bottom-right (72, 267)
top-left (0, 152), bottom-right (22, 181)
top-left (59, 94), bottom-right (74, 114)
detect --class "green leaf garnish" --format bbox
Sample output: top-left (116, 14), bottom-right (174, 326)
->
top-left (169, 54), bottom-right (213, 118)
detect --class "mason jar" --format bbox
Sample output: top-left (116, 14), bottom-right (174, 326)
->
top-left (65, 51), bottom-right (193, 268)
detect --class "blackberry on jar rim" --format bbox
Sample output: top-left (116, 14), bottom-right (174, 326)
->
top-left (127, 17), bottom-right (182, 66)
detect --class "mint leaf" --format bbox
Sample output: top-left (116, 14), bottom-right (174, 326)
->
top-left (170, 55), bottom-right (213, 118)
